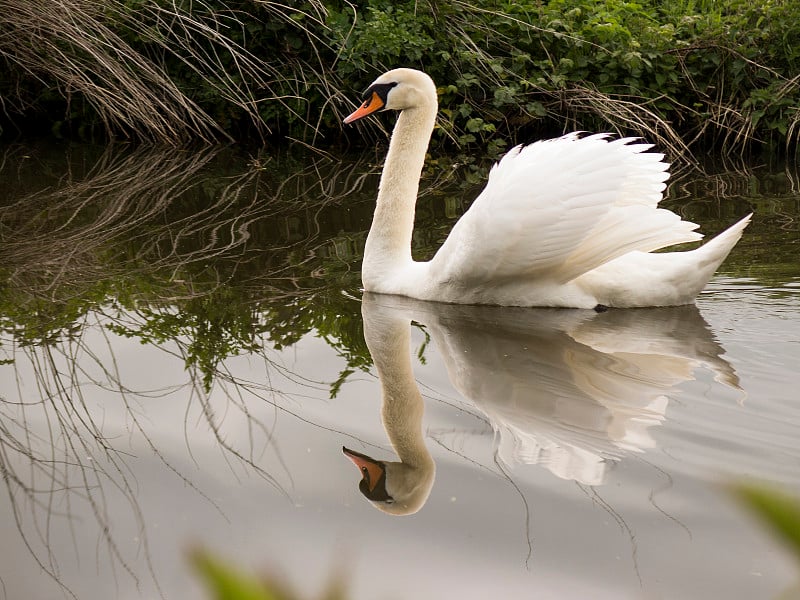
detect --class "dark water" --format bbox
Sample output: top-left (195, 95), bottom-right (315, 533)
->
top-left (0, 141), bottom-right (798, 599)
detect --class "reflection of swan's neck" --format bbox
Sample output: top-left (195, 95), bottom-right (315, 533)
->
top-left (368, 313), bottom-right (433, 472)
top-left (360, 299), bottom-right (435, 515)
top-left (363, 100), bottom-right (437, 290)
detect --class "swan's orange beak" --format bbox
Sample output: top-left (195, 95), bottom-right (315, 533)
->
top-left (343, 92), bottom-right (384, 124)
top-left (343, 446), bottom-right (385, 492)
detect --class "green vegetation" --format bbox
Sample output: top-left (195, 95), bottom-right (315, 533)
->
top-left (191, 548), bottom-right (346, 600)
top-left (733, 483), bottom-right (800, 561)
top-left (1, 0), bottom-right (798, 156)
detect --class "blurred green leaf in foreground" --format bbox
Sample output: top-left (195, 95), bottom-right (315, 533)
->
top-left (190, 548), bottom-right (347, 600)
top-left (733, 483), bottom-right (800, 561)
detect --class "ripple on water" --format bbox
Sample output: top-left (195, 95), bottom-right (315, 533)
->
top-left (673, 275), bottom-right (800, 486)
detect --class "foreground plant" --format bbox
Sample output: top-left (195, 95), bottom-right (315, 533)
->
top-left (733, 482), bottom-right (800, 560)
top-left (190, 549), bottom-right (347, 600)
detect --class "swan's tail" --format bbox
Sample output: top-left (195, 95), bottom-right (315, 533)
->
top-left (691, 213), bottom-right (752, 273)
top-left (581, 213), bottom-right (752, 307)
top-left (658, 212), bottom-right (752, 304)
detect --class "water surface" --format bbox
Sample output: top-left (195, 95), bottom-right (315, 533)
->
top-left (0, 142), bottom-right (798, 599)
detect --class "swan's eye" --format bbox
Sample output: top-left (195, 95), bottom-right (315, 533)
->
top-left (362, 82), bottom-right (398, 105)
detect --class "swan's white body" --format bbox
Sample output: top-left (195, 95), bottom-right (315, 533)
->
top-left (347, 68), bottom-right (751, 308)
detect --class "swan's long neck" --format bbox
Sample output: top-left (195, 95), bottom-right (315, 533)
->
top-left (362, 101), bottom-right (437, 290)
top-left (363, 305), bottom-right (432, 470)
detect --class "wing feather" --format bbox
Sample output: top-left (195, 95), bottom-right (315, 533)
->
top-left (428, 134), bottom-right (701, 287)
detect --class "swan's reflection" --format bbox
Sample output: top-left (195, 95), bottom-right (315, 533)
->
top-left (345, 293), bottom-right (740, 513)
top-left (343, 297), bottom-right (436, 516)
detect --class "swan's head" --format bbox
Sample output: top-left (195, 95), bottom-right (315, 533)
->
top-left (343, 68), bottom-right (436, 124)
top-left (342, 446), bottom-right (435, 516)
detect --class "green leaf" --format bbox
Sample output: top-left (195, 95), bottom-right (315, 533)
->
top-left (525, 101), bottom-right (547, 117)
top-left (190, 549), bottom-right (277, 600)
top-left (465, 117), bottom-right (484, 133)
top-left (732, 483), bottom-right (800, 559)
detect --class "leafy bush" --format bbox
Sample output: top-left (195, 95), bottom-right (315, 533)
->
top-left (0, 0), bottom-right (798, 156)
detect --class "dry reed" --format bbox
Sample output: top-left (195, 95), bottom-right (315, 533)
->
top-left (0, 0), bottom-right (344, 143)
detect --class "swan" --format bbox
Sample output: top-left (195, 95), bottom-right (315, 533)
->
top-left (344, 68), bottom-right (752, 308)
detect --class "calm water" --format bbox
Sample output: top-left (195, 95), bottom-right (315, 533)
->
top-left (0, 142), bottom-right (799, 599)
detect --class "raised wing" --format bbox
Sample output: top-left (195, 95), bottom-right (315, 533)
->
top-left (427, 133), bottom-right (702, 286)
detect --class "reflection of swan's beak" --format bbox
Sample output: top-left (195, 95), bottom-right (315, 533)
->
top-left (342, 446), bottom-right (387, 494)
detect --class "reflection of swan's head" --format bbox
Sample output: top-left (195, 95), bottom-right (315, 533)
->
top-left (343, 446), bottom-right (434, 516)
top-left (344, 68), bottom-right (436, 123)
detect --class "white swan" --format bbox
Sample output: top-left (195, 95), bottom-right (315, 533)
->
top-left (344, 68), bottom-right (751, 308)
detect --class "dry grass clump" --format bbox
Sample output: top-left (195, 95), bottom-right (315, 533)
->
top-left (0, 0), bottom-right (341, 143)
top-left (0, 0), bottom-right (222, 142)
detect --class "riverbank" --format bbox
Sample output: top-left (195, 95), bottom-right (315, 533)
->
top-left (1, 1), bottom-right (797, 158)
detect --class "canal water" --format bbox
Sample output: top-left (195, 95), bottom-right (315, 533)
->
top-left (0, 141), bottom-right (798, 599)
